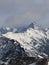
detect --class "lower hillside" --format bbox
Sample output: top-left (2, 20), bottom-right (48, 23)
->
top-left (0, 36), bottom-right (27, 65)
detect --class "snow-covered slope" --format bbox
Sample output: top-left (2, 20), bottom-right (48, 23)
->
top-left (3, 26), bottom-right (49, 58)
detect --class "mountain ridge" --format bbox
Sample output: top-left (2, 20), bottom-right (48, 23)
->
top-left (2, 23), bottom-right (49, 58)
top-left (0, 22), bottom-right (49, 65)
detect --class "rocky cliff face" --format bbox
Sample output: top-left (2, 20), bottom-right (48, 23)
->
top-left (0, 36), bottom-right (27, 65)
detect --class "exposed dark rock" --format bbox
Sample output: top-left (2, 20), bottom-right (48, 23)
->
top-left (36, 59), bottom-right (48, 65)
top-left (0, 36), bottom-right (27, 65)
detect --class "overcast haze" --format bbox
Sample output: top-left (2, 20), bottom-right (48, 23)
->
top-left (0, 0), bottom-right (49, 28)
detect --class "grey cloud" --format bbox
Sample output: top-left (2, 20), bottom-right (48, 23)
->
top-left (0, 0), bottom-right (49, 28)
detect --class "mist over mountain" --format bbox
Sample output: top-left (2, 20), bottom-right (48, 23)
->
top-left (0, 0), bottom-right (49, 65)
top-left (0, 0), bottom-right (49, 28)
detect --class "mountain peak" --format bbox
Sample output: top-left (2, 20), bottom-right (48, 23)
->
top-left (28, 23), bottom-right (34, 29)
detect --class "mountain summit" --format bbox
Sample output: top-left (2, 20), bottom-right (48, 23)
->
top-left (27, 23), bottom-right (34, 29)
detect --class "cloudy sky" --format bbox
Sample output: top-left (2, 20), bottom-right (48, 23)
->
top-left (0, 0), bottom-right (49, 28)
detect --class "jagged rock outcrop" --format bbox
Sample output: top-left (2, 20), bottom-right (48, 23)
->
top-left (0, 36), bottom-right (27, 65)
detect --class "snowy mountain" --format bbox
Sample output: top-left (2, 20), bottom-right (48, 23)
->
top-left (16, 23), bottom-right (35, 32)
top-left (0, 23), bottom-right (49, 65)
top-left (2, 23), bottom-right (49, 58)
top-left (0, 27), bottom-right (18, 34)
top-left (0, 23), bottom-right (40, 33)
